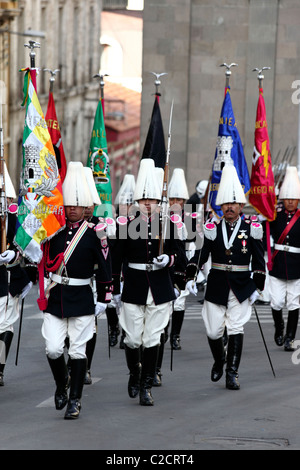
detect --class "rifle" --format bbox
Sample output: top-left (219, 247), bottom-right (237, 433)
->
top-left (158, 100), bottom-right (174, 255)
top-left (0, 86), bottom-right (7, 253)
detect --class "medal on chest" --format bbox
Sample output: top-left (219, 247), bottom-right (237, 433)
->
top-left (241, 239), bottom-right (248, 253)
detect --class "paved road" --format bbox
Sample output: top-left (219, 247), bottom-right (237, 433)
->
top-left (0, 284), bottom-right (299, 452)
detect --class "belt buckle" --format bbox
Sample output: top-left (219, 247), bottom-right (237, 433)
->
top-left (146, 263), bottom-right (153, 272)
top-left (61, 276), bottom-right (70, 285)
top-left (225, 265), bottom-right (232, 271)
top-left (283, 246), bottom-right (289, 251)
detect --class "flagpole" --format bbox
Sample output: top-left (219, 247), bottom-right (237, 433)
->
top-left (44, 68), bottom-right (60, 93)
top-left (93, 73), bottom-right (108, 115)
top-left (24, 40), bottom-right (40, 91)
top-left (149, 72), bottom-right (167, 103)
top-left (220, 62), bottom-right (237, 93)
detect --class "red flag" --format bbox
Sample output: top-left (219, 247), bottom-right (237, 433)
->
top-left (45, 91), bottom-right (67, 183)
top-left (249, 88), bottom-right (276, 221)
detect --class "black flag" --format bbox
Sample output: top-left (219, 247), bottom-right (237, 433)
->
top-left (142, 96), bottom-right (166, 169)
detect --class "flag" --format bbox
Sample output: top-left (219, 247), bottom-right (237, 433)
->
top-left (45, 90), bottom-right (67, 183)
top-left (86, 97), bottom-right (113, 218)
top-left (249, 88), bottom-right (276, 221)
top-left (141, 95), bottom-right (166, 169)
top-left (209, 87), bottom-right (250, 218)
top-left (14, 69), bottom-right (65, 264)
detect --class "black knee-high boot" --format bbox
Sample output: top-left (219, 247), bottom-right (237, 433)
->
top-left (64, 358), bottom-right (87, 419)
top-left (47, 354), bottom-right (70, 410)
top-left (106, 307), bottom-right (120, 347)
top-left (284, 309), bottom-right (299, 351)
top-left (153, 333), bottom-right (165, 387)
top-left (207, 337), bottom-right (226, 382)
top-left (85, 333), bottom-right (97, 384)
top-left (225, 334), bottom-right (243, 390)
top-left (271, 309), bottom-right (284, 346)
top-left (139, 345), bottom-right (159, 406)
top-left (170, 311), bottom-right (185, 350)
top-left (0, 331), bottom-right (14, 386)
top-left (124, 345), bottom-right (141, 398)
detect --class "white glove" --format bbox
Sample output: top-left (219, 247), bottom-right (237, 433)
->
top-left (0, 250), bottom-right (15, 266)
top-left (186, 280), bottom-right (198, 296)
top-left (153, 254), bottom-right (169, 268)
top-left (113, 294), bottom-right (122, 310)
top-left (249, 290), bottom-right (260, 305)
top-left (20, 281), bottom-right (33, 299)
top-left (174, 287), bottom-right (180, 298)
top-left (95, 302), bottom-right (107, 317)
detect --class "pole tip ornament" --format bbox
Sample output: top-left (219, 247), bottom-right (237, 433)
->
top-left (252, 66), bottom-right (271, 81)
top-left (44, 69), bottom-right (60, 83)
top-left (149, 72), bottom-right (168, 95)
top-left (220, 63), bottom-right (238, 77)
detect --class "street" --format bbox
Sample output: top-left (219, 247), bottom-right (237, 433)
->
top-left (0, 284), bottom-right (299, 452)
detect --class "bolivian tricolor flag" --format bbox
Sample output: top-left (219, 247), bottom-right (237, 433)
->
top-left (14, 68), bottom-right (65, 263)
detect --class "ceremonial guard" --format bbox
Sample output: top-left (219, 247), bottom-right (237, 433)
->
top-left (106, 174), bottom-right (136, 349)
top-left (82, 166), bottom-right (102, 384)
top-left (41, 162), bottom-right (112, 419)
top-left (187, 180), bottom-right (208, 213)
top-left (112, 159), bottom-right (181, 406)
top-left (167, 168), bottom-right (189, 351)
top-left (186, 165), bottom-right (266, 390)
top-left (0, 163), bottom-right (32, 386)
top-left (268, 167), bottom-right (300, 351)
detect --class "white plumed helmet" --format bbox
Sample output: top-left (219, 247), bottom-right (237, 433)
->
top-left (216, 165), bottom-right (246, 205)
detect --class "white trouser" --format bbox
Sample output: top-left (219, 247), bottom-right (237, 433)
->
top-left (268, 276), bottom-right (300, 311)
top-left (173, 289), bottom-right (189, 311)
top-left (0, 294), bottom-right (20, 335)
top-left (202, 290), bottom-right (252, 340)
top-left (41, 313), bottom-right (94, 360)
top-left (119, 289), bottom-right (172, 349)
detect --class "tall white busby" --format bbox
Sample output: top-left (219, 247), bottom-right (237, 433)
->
top-left (115, 174), bottom-right (136, 205)
top-left (279, 166), bottom-right (300, 200)
top-left (4, 162), bottom-right (16, 199)
top-left (63, 161), bottom-right (94, 207)
top-left (216, 165), bottom-right (246, 205)
top-left (155, 167), bottom-right (164, 194)
top-left (83, 166), bottom-right (101, 205)
top-left (168, 168), bottom-right (189, 200)
top-left (196, 180), bottom-right (208, 199)
top-left (133, 158), bottom-right (162, 201)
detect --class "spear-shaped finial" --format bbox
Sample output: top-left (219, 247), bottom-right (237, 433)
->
top-left (149, 71), bottom-right (168, 96)
top-left (44, 68), bottom-right (60, 92)
top-left (220, 62), bottom-right (238, 88)
top-left (252, 66), bottom-right (271, 88)
top-left (24, 40), bottom-right (40, 68)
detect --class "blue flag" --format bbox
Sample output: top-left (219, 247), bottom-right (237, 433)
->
top-left (209, 87), bottom-right (250, 218)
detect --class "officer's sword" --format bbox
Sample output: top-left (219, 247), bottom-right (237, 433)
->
top-left (253, 304), bottom-right (276, 378)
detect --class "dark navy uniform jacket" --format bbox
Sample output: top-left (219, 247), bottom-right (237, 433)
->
top-left (112, 211), bottom-right (183, 305)
top-left (44, 219), bottom-right (112, 319)
top-left (187, 217), bottom-right (266, 306)
top-left (269, 208), bottom-right (300, 280)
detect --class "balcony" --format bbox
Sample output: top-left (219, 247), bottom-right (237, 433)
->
top-left (0, 1), bottom-right (20, 21)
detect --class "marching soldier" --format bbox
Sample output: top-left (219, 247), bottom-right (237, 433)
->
top-left (112, 159), bottom-right (182, 406)
top-left (186, 165), bottom-right (266, 390)
top-left (0, 163), bottom-right (32, 386)
top-left (168, 168), bottom-right (189, 351)
top-left (106, 174), bottom-right (136, 349)
top-left (82, 166), bottom-right (102, 384)
top-left (41, 162), bottom-right (112, 419)
top-left (268, 167), bottom-right (300, 351)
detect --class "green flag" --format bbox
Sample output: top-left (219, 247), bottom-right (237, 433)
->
top-left (86, 98), bottom-right (113, 218)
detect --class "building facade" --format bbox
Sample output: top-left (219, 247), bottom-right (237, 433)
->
top-left (141, 0), bottom-right (300, 194)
